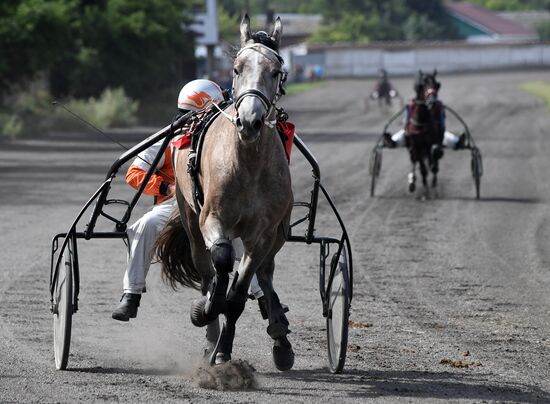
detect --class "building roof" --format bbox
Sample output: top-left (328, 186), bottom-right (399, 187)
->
top-left (446, 2), bottom-right (536, 38)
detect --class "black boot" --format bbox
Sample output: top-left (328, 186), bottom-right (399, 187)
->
top-left (112, 293), bottom-right (141, 322)
top-left (383, 132), bottom-right (396, 148)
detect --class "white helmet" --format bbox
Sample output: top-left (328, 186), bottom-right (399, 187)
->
top-left (177, 79), bottom-right (224, 111)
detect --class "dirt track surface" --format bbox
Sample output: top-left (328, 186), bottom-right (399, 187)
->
top-left (2, 70), bottom-right (550, 403)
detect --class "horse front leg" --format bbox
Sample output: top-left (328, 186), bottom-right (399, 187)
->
top-left (178, 200), bottom-right (221, 356)
top-left (192, 215), bottom-right (235, 326)
top-left (213, 231), bottom-right (285, 366)
top-left (418, 157), bottom-right (428, 189)
top-left (407, 143), bottom-right (417, 193)
top-left (408, 162), bottom-right (417, 193)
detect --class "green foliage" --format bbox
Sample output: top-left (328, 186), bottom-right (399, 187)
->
top-left (54, 87), bottom-right (139, 129)
top-left (49, 0), bottom-right (197, 99)
top-left (520, 81), bottom-right (550, 110)
top-left (403, 13), bottom-right (446, 41)
top-left (3, 86), bottom-right (138, 137)
top-left (0, 0), bottom-right (197, 101)
top-left (309, 0), bottom-right (458, 43)
top-left (461, 0), bottom-right (549, 11)
top-left (285, 81), bottom-right (324, 96)
top-left (536, 20), bottom-right (550, 40)
top-left (0, 0), bottom-right (76, 96)
top-left (218, 5), bottom-right (241, 43)
top-left (0, 112), bottom-right (23, 139)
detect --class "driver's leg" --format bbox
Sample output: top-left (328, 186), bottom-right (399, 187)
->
top-left (113, 199), bottom-right (176, 321)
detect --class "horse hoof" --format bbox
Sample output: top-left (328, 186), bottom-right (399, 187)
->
top-left (203, 343), bottom-right (216, 358)
top-left (272, 337), bottom-right (294, 371)
top-left (214, 352), bottom-right (231, 365)
top-left (190, 296), bottom-right (210, 327)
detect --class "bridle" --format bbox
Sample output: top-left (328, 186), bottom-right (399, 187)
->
top-left (232, 43), bottom-right (287, 128)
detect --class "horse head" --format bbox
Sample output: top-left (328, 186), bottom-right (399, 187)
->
top-left (233, 14), bottom-right (286, 143)
top-left (421, 69), bottom-right (441, 109)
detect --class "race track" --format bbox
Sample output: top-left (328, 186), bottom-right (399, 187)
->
top-left (1, 70), bottom-right (550, 403)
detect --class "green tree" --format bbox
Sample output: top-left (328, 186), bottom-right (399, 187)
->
top-left (0, 0), bottom-right (198, 100)
top-left (460, 0), bottom-right (549, 11)
top-left (310, 0), bottom-right (458, 43)
top-left (0, 0), bottom-right (76, 97)
top-left (50, 0), bottom-right (198, 99)
top-left (536, 20), bottom-right (550, 40)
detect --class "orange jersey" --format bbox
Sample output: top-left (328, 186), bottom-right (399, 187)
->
top-left (125, 141), bottom-right (174, 205)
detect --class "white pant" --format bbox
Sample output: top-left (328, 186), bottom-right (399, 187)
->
top-left (391, 129), bottom-right (459, 148)
top-left (123, 200), bottom-right (176, 294)
top-left (122, 201), bottom-right (264, 298)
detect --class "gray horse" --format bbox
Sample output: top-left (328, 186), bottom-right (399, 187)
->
top-left (156, 15), bottom-right (294, 370)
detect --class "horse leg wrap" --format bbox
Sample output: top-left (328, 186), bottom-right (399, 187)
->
top-left (203, 272), bottom-right (229, 321)
top-left (210, 239), bottom-right (235, 274)
top-left (218, 283), bottom-right (247, 356)
top-left (266, 292), bottom-right (290, 340)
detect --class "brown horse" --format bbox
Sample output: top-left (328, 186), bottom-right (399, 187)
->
top-left (156, 15), bottom-right (295, 370)
top-left (406, 69), bottom-right (445, 193)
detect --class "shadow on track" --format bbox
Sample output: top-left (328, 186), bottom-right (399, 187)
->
top-left (263, 368), bottom-right (550, 403)
top-left (71, 366), bottom-right (176, 376)
top-left (376, 194), bottom-right (542, 205)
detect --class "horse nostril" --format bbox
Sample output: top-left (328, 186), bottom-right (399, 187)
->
top-left (252, 119), bottom-right (263, 132)
top-left (236, 118), bottom-right (243, 131)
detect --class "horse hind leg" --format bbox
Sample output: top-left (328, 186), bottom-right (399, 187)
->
top-left (408, 162), bottom-right (417, 193)
top-left (419, 158), bottom-right (428, 188)
top-left (256, 257), bottom-right (294, 371)
top-left (430, 144), bottom-right (443, 188)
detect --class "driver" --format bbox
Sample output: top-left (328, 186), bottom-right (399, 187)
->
top-left (383, 73), bottom-right (465, 151)
top-left (375, 69), bottom-right (392, 105)
top-left (111, 79), bottom-right (225, 321)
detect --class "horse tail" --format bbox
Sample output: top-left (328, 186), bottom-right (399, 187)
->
top-left (155, 210), bottom-right (202, 291)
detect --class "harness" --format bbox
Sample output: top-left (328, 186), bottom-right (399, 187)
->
top-left (183, 104), bottom-right (292, 216)
top-left (232, 42), bottom-right (287, 129)
top-left (181, 101), bottom-right (232, 215)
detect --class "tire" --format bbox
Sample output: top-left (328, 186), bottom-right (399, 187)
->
top-left (370, 170), bottom-right (377, 197)
top-left (326, 245), bottom-right (351, 374)
top-left (369, 149), bottom-right (382, 197)
top-left (471, 148), bottom-right (482, 200)
top-left (53, 237), bottom-right (74, 370)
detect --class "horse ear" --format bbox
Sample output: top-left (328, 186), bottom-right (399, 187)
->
top-left (433, 68), bottom-right (437, 77)
top-left (240, 14), bottom-right (251, 46)
top-left (271, 17), bottom-right (283, 48)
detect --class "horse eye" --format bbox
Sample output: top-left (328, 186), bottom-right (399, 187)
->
top-left (233, 68), bottom-right (239, 76)
top-left (272, 71), bottom-right (281, 78)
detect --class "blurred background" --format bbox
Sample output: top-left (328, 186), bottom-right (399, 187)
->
top-left (1, 0), bottom-right (549, 138)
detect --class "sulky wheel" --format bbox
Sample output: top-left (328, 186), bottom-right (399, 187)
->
top-left (53, 237), bottom-right (74, 370)
top-left (369, 148), bottom-right (382, 197)
top-left (326, 244), bottom-right (351, 374)
top-left (471, 147), bottom-right (483, 200)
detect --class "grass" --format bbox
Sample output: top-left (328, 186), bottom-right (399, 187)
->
top-left (284, 81), bottom-right (325, 96)
top-left (520, 81), bottom-right (550, 110)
